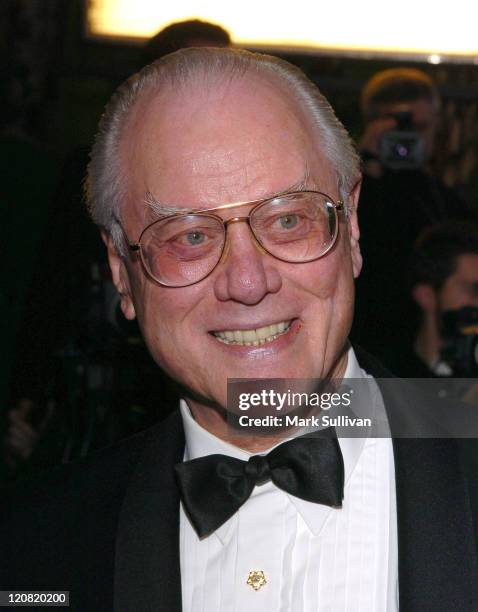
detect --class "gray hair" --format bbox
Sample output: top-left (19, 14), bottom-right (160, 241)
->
top-left (85, 47), bottom-right (360, 254)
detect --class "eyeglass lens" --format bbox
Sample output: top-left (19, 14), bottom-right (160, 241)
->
top-left (139, 192), bottom-right (338, 286)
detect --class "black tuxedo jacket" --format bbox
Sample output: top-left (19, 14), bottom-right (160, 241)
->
top-left (1, 351), bottom-right (478, 611)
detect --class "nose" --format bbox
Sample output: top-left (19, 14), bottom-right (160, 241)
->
top-left (213, 222), bottom-right (282, 304)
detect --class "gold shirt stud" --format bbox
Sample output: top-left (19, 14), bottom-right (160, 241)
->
top-left (247, 570), bottom-right (267, 591)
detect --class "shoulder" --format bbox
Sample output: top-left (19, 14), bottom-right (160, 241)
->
top-left (0, 411), bottom-right (183, 594)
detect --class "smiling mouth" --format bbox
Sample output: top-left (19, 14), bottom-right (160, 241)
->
top-left (212, 320), bottom-right (292, 346)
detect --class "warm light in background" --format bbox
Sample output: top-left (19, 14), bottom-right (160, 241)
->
top-left (87, 0), bottom-right (478, 62)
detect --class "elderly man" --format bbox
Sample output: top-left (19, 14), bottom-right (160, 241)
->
top-left (1, 48), bottom-right (477, 611)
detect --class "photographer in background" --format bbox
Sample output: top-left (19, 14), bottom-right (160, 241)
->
top-left (359, 68), bottom-right (440, 180)
top-left (408, 221), bottom-right (478, 378)
top-left (353, 68), bottom-right (476, 370)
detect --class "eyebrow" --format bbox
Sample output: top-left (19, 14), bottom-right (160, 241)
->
top-left (145, 193), bottom-right (188, 218)
top-left (144, 169), bottom-right (313, 219)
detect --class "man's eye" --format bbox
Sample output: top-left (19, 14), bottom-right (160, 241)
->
top-left (166, 229), bottom-right (209, 247)
top-left (185, 231), bottom-right (206, 245)
top-left (278, 214), bottom-right (299, 229)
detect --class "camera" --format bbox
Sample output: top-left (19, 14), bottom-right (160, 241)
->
top-left (440, 306), bottom-right (478, 376)
top-left (379, 110), bottom-right (425, 170)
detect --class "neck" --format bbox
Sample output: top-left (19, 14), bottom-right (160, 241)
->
top-left (186, 347), bottom-right (350, 453)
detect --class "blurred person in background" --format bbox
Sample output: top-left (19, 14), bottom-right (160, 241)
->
top-left (352, 67), bottom-right (476, 371)
top-left (140, 19), bottom-right (230, 64)
top-left (359, 68), bottom-right (440, 182)
top-left (407, 221), bottom-right (478, 378)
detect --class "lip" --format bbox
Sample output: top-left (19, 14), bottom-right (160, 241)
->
top-left (208, 318), bottom-right (302, 355)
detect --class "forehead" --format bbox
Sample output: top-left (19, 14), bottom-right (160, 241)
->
top-left (123, 74), bottom-right (335, 219)
top-left (378, 98), bottom-right (436, 124)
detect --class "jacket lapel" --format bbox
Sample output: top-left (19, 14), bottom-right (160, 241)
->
top-left (356, 348), bottom-right (477, 610)
top-left (114, 412), bottom-right (185, 612)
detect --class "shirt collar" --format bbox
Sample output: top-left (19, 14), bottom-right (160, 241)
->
top-left (180, 346), bottom-right (370, 539)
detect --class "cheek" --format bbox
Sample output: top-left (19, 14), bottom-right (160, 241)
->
top-left (441, 292), bottom-right (465, 311)
top-left (305, 247), bottom-right (354, 331)
top-left (438, 281), bottom-right (466, 311)
top-left (130, 279), bottom-right (208, 371)
top-left (127, 278), bottom-right (178, 353)
top-left (302, 240), bottom-right (354, 300)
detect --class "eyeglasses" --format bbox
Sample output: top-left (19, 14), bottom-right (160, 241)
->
top-left (124, 190), bottom-right (346, 288)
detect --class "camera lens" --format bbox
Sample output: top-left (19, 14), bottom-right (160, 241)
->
top-left (396, 144), bottom-right (409, 158)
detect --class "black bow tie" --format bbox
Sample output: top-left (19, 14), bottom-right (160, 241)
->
top-left (175, 431), bottom-right (344, 538)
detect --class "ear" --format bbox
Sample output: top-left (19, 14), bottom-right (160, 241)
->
top-left (101, 230), bottom-right (136, 321)
top-left (412, 283), bottom-right (437, 314)
top-left (347, 178), bottom-right (362, 278)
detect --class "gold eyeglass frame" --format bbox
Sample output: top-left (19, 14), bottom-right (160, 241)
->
top-left (122, 190), bottom-right (346, 288)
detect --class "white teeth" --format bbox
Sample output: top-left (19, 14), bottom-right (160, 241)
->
top-left (242, 329), bottom-right (256, 342)
top-left (213, 321), bottom-right (292, 346)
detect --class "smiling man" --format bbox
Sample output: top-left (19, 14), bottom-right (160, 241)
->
top-left (1, 48), bottom-right (477, 612)
top-left (94, 50), bottom-right (361, 446)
